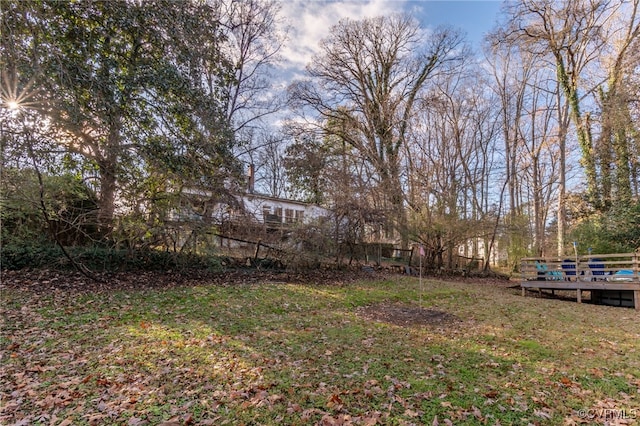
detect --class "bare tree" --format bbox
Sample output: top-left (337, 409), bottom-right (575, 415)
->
top-left (486, 31), bottom-right (579, 258)
top-left (220, 0), bottom-right (287, 139)
top-left (255, 133), bottom-right (288, 198)
top-left (406, 66), bottom-right (500, 269)
top-left (484, 38), bottom-right (534, 227)
top-left (503, 0), bottom-right (618, 209)
top-left (289, 14), bottom-right (465, 248)
top-left (521, 71), bottom-right (565, 256)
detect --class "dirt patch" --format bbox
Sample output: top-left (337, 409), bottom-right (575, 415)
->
top-left (356, 302), bottom-right (460, 327)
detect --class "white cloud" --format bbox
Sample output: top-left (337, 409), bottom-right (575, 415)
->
top-left (279, 0), bottom-right (406, 72)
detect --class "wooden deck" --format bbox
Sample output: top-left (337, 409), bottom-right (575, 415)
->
top-left (520, 252), bottom-right (640, 309)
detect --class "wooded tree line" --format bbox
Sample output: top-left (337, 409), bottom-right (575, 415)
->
top-left (1, 0), bottom-right (639, 271)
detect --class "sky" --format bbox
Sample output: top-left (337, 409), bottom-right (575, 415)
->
top-left (278, 0), bottom-right (505, 76)
top-left (264, 0), bottom-right (505, 132)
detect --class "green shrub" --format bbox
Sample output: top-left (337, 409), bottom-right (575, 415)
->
top-left (570, 201), bottom-right (640, 253)
top-left (1, 169), bottom-right (99, 247)
top-left (0, 244), bottom-right (63, 270)
top-left (0, 244), bottom-right (224, 272)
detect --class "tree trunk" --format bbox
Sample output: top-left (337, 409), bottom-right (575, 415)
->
top-left (556, 99), bottom-right (569, 257)
top-left (97, 162), bottom-right (117, 239)
top-left (96, 115), bottom-right (122, 239)
top-left (556, 59), bottom-right (599, 207)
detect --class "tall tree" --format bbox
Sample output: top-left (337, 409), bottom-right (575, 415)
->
top-left (595, 0), bottom-right (640, 206)
top-left (484, 37), bottom-right (535, 260)
top-left (505, 0), bottom-right (616, 209)
top-left (289, 14), bottom-right (465, 247)
top-left (220, 0), bottom-right (286, 137)
top-left (1, 1), bottom-right (237, 238)
top-left (405, 65), bottom-right (500, 269)
top-left (283, 133), bottom-right (329, 204)
top-left (255, 133), bottom-right (288, 198)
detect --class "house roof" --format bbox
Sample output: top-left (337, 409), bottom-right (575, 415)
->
top-left (242, 191), bottom-right (316, 207)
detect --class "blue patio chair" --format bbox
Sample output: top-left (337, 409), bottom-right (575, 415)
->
top-left (588, 258), bottom-right (608, 280)
top-left (561, 259), bottom-right (577, 280)
top-left (536, 261), bottom-right (562, 281)
top-left (535, 261), bottom-right (547, 280)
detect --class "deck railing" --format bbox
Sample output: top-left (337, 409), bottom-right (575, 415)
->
top-left (521, 252), bottom-right (639, 282)
top-left (520, 252), bottom-right (640, 309)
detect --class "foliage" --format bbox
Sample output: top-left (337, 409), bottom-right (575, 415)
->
top-left (0, 245), bottom-right (224, 272)
top-left (1, 0), bottom-right (239, 236)
top-left (0, 168), bottom-right (99, 246)
top-left (0, 244), bottom-right (62, 270)
top-left (2, 276), bottom-right (638, 425)
top-left (283, 135), bottom-right (330, 204)
top-left (570, 200), bottom-right (640, 253)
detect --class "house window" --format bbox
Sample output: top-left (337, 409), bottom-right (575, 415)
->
top-left (285, 208), bottom-right (294, 224)
top-left (295, 210), bottom-right (304, 222)
top-left (262, 205), bottom-right (271, 222)
top-left (274, 207), bottom-right (283, 222)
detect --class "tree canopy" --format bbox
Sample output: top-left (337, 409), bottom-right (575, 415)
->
top-left (1, 0), bottom-right (239, 238)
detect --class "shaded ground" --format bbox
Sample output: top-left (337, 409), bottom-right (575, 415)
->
top-left (0, 267), bottom-right (374, 294)
top-left (356, 302), bottom-right (461, 327)
top-left (0, 267), bottom-right (508, 329)
top-left (0, 267), bottom-right (510, 294)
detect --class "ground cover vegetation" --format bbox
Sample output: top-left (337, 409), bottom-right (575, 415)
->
top-left (2, 273), bottom-right (639, 425)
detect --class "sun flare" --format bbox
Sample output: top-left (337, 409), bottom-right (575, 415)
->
top-left (1, 69), bottom-right (39, 112)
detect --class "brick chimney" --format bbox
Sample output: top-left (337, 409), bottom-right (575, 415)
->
top-left (247, 163), bottom-right (255, 193)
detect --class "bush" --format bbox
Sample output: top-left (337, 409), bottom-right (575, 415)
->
top-left (0, 244), bottom-right (63, 270)
top-left (570, 201), bottom-right (640, 253)
top-left (1, 169), bottom-right (99, 247)
top-left (0, 244), bottom-right (224, 272)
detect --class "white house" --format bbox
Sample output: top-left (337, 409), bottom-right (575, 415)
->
top-left (240, 192), bottom-right (330, 226)
top-left (171, 187), bottom-right (330, 229)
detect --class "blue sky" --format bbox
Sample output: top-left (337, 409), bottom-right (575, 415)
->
top-left (416, 1), bottom-right (503, 45)
top-left (279, 0), bottom-right (504, 76)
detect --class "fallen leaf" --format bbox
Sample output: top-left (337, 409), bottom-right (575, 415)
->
top-left (484, 390), bottom-right (499, 399)
top-left (560, 377), bottom-right (573, 386)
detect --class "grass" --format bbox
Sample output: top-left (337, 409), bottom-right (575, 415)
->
top-left (1, 277), bottom-right (639, 425)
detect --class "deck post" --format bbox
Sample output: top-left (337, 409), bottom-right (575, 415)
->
top-left (635, 290), bottom-right (640, 310)
top-left (522, 286), bottom-right (526, 297)
top-left (576, 289), bottom-right (582, 304)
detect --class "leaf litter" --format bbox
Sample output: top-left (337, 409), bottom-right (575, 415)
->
top-left (1, 269), bottom-right (639, 425)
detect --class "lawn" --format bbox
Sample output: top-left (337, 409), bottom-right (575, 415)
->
top-left (1, 273), bottom-right (639, 425)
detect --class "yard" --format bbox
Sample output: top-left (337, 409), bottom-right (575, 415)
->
top-left (1, 270), bottom-right (639, 425)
